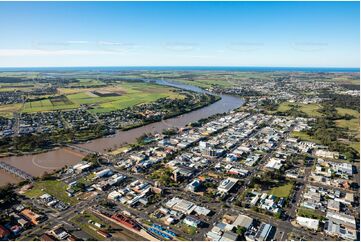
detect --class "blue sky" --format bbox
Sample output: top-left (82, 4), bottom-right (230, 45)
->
top-left (0, 1), bottom-right (359, 67)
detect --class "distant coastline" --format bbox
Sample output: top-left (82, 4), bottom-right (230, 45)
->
top-left (0, 66), bottom-right (359, 73)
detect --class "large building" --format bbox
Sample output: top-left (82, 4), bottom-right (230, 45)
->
top-left (218, 177), bottom-right (239, 193)
top-left (20, 209), bottom-right (43, 225)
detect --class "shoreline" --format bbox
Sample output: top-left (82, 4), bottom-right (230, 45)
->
top-left (0, 95), bottom-right (220, 158)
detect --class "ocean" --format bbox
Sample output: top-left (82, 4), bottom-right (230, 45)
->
top-left (0, 66), bottom-right (359, 73)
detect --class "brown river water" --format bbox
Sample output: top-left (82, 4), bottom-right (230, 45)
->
top-left (0, 81), bottom-right (244, 186)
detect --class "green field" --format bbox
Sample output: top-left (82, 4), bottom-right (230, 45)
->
top-left (67, 78), bottom-right (105, 87)
top-left (297, 207), bottom-right (324, 220)
top-left (276, 102), bottom-right (322, 117)
top-left (70, 211), bottom-right (108, 240)
top-left (268, 183), bottom-right (293, 198)
top-left (0, 103), bottom-right (22, 117)
top-left (23, 180), bottom-right (78, 205)
top-left (335, 108), bottom-right (360, 152)
top-left (335, 108), bottom-right (360, 135)
top-left (291, 131), bottom-right (321, 144)
top-left (21, 82), bottom-right (183, 114)
top-left (177, 78), bottom-right (235, 89)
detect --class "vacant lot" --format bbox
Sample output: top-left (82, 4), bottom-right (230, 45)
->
top-left (277, 102), bottom-right (322, 117)
top-left (269, 182), bottom-right (293, 198)
top-left (290, 131), bottom-right (321, 144)
top-left (23, 179), bottom-right (78, 205)
top-left (70, 211), bottom-right (108, 240)
top-left (335, 108), bottom-right (360, 152)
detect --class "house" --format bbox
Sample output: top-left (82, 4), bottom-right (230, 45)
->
top-left (206, 231), bottom-right (222, 241)
top-left (0, 225), bottom-right (10, 240)
top-left (233, 214), bottom-right (254, 229)
top-left (220, 231), bottom-right (239, 241)
top-left (39, 233), bottom-right (57, 241)
top-left (186, 179), bottom-right (201, 192)
top-left (315, 150), bottom-right (339, 159)
top-left (327, 200), bottom-right (340, 212)
top-left (50, 227), bottom-right (69, 240)
top-left (265, 158), bottom-right (283, 170)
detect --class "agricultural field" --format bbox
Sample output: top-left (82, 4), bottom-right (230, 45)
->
top-left (176, 78), bottom-right (236, 89)
top-left (66, 78), bottom-right (106, 88)
top-left (0, 103), bottom-right (22, 118)
top-left (21, 82), bottom-right (183, 114)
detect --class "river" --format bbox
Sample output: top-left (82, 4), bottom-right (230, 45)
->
top-left (0, 80), bottom-right (244, 186)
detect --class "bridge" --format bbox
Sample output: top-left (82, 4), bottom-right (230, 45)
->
top-left (64, 144), bottom-right (99, 155)
top-left (0, 162), bottom-right (34, 182)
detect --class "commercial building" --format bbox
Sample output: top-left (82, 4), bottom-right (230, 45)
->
top-left (296, 216), bottom-right (319, 231)
top-left (217, 177), bottom-right (239, 193)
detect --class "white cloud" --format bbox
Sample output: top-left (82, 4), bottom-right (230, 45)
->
top-left (163, 42), bottom-right (198, 52)
top-left (66, 40), bottom-right (89, 44)
top-left (0, 49), bottom-right (121, 57)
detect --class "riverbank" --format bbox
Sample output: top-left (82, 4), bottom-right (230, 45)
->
top-left (0, 80), bottom-right (244, 186)
top-left (0, 94), bottom-right (220, 158)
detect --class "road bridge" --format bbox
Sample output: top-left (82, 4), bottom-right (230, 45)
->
top-left (64, 144), bottom-right (99, 155)
top-left (0, 162), bottom-right (34, 182)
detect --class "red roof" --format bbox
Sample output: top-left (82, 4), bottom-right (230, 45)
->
top-left (0, 225), bottom-right (10, 238)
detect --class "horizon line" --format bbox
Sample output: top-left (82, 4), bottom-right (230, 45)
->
top-left (0, 65), bottom-right (359, 69)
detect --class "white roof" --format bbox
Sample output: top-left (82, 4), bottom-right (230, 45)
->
top-left (296, 216), bottom-right (319, 230)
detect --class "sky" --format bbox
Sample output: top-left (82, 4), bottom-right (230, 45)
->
top-left (0, 1), bottom-right (359, 68)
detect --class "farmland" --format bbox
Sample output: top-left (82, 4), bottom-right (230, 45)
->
top-left (22, 82), bottom-right (183, 114)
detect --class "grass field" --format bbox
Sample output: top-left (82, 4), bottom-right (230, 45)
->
top-left (177, 79), bottom-right (235, 89)
top-left (67, 78), bottom-right (105, 87)
top-left (0, 103), bottom-right (22, 117)
top-left (335, 108), bottom-right (360, 152)
top-left (297, 207), bottom-right (324, 220)
top-left (335, 108), bottom-right (360, 137)
top-left (269, 183), bottom-right (293, 198)
top-left (277, 102), bottom-right (322, 117)
top-left (70, 211), bottom-right (108, 240)
top-left (23, 180), bottom-right (78, 205)
top-left (291, 131), bottom-right (321, 144)
top-left (21, 82), bottom-right (183, 114)
top-left (298, 103), bottom-right (322, 117)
